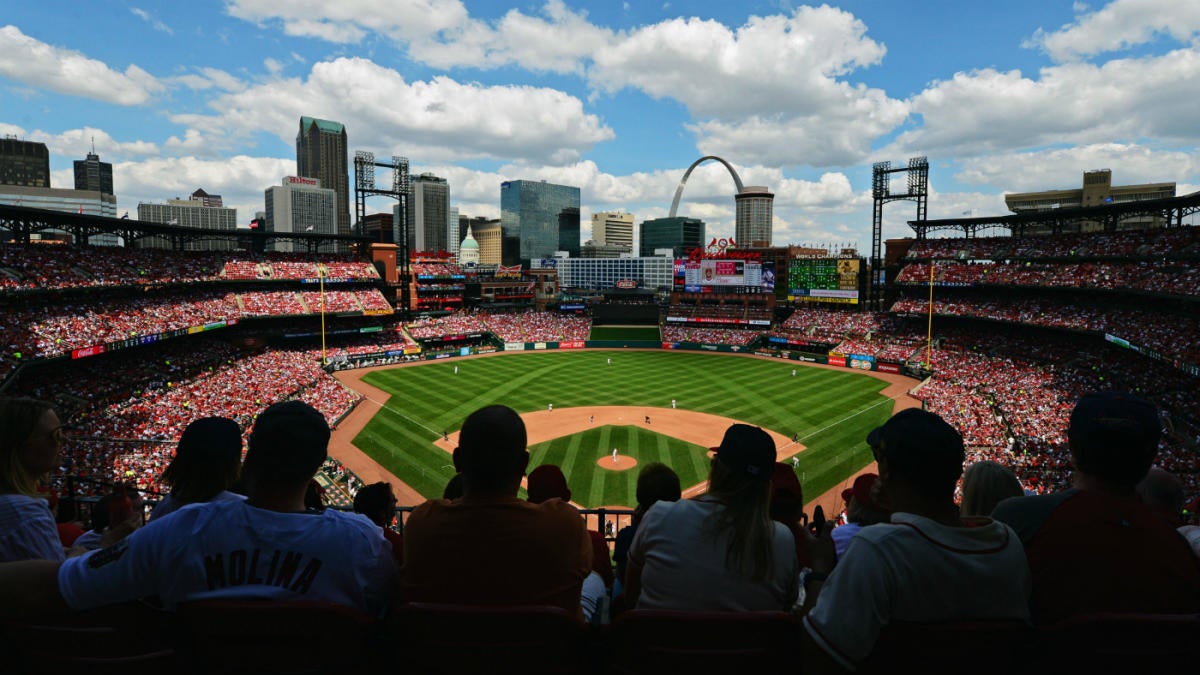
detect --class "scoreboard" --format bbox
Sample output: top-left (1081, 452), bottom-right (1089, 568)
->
top-left (788, 258), bottom-right (861, 304)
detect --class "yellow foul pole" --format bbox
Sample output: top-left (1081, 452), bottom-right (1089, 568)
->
top-left (319, 264), bottom-right (328, 365)
top-left (924, 260), bottom-right (934, 368)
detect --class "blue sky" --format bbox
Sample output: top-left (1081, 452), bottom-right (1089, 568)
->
top-left (3, 0), bottom-right (1198, 250)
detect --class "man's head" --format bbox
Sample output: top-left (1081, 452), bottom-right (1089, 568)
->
top-left (353, 482), bottom-right (398, 528)
top-left (243, 401), bottom-right (330, 488)
top-left (636, 462), bottom-right (681, 510)
top-left (527, 464), bottom-right (571, 504)
top-left (452, 405), bottom-right (528, 493)
top-left (1069, 392), bottom-right (1160, 490)
top-left (1136, 467), bottom-right (1184, 526)
top-left (868, 409), bottom-right (964, 503)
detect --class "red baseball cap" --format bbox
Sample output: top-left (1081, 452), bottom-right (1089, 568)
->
top-left (841, 473), bottom-right (880, 510)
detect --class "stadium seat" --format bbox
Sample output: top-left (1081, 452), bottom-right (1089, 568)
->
top-left (2, 600), bottom-right (176, 674)
top-left (392, 602), bottom-right (589, 674)
top-left (856, 619), bottom-right (1035, 674)
top-left (175, 599), bottom-right (383, 674)
top-left (1036, 612), bottom-right (1200, 671)
top-left (606, 609), bottom-right (800, 674)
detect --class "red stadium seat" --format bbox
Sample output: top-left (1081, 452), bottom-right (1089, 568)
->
top-left (3, 600), bottom-right (176, 674)
top-left (1036, 612), bottom-right (1200, 671)
top-left (175, 599), bottom-right (382, 674)
top-left (856, 619), bottom-right (1035, 675)
top-left (607, 609), bottom-right (800, 674)
top-left (392, 602), bottom-right (589, 674)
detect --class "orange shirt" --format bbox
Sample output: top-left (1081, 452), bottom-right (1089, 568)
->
top-left (401, 494), bottom-right (592, 618)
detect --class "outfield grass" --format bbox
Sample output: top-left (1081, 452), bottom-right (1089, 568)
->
top-left (588, 325), bottom-right (661, 341)
top-left (528, 426), bottom-right (710, 508)
top-left (354, 351), bottom-right (893, 505)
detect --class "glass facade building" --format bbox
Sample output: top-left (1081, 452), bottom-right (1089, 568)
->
top-left (73, 153), bottom-right (114, 195)
top-left (735, 186), bottom-right (774, 247)
top-left (639, 217), bottom-right (705, 257)
top-left (500, 180), bottom-right (581, 265)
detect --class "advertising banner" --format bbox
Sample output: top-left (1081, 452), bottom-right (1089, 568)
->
top-left (828, 355), bottom-right (847, 367)
top-left (559, 340), bottom-right (585, 349)
top-left (533, 342), bottom-right (547, 350)
top-left (877, 362), bottom-right (901, 374)
top-left (504, 341), bottom-right (525, 351)
top-left (849, 357), bottom-right (874, 370)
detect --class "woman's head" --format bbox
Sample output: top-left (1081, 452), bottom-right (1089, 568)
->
top-left (161, 416), bottom-right (243, 504)
top-left (706, 424), bottom-right (777, 581)
top-left (635, 462), bottom-right (681, 511)
top-left (961, 460), bottom-right (1023, 517)
top-left (0, 398), bottom-right (62, 496)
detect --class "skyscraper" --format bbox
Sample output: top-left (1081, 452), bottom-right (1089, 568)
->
top-left (499, 180), bottom-right (581, 265)
top-left (640, 216), bottom-right (705, 257)
top-left (265, 176), bottom-right (338, 253)
top-left (73, 152), bottom-right (113, 195)
top-left (408, 173), bottom-right (450, 254)
top-left (0, 138), bottom-right (51, 188)
top-left (296, 117), bottom-right (350, 240)
top-left (591, 211), bottom-right (634, 254)
top-left (735, 186), bottom-right (774, 247)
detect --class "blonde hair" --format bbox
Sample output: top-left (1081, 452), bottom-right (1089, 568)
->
top-left (0, 398), bottom-right (56, 497)
top-left (961, 460), bottom-right (1023, 517)
top-left (704, 458), bottom-right (775, 582)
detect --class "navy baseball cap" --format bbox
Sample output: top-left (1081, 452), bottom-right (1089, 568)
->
top-left (713, 424), bottom-right (776, 480)
top-left (1069, 391), bottom-right (1160, 451)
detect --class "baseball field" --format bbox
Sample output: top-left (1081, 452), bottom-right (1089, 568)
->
top-left (347, 350), bottom-right (895, 508)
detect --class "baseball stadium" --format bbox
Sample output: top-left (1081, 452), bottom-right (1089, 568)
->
top-left (2, 182), bottom-right (1200, 668)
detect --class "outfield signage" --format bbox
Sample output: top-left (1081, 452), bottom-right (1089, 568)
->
top-left (877, 362), bottom-right (902, 374)
top-left (828, 355), bottom-right (847, 367)
top-left (504, 341), bottom-right (525, 351)
top-left (559, 340), bottom-right (585, 349)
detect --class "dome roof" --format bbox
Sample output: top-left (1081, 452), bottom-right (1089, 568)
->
top-left (460, 224), bottom-right (479, 249)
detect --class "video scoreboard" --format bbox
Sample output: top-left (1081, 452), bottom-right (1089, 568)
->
top-left (674, 259), bottom-right (775, 294)
top-left (788, 258), bottom-right (861, 304)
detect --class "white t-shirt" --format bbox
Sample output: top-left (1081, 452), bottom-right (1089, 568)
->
top-left (804, 513), bottom-right (1031, 671)
top-left (58, 499), bottom-right (398, 616)
top-left (0, 493), bottom-right (64, 562)
top-left (628, 498), bottom-right (799, 612)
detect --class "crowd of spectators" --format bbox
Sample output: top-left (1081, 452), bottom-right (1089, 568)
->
top-left (891, 296), bottom-right (1200, 363)
top-left (411, 263), bottom-right (463, 277)
top-left (481, 312), bottom-right (590, 342)
top-left (0, 244), bottom-right (379, 290)
top-left (661, 325), bottom-right (758, 345)
top-left (895, 260), bottom-right (1200, 298)
top-left (905, 227), bottom-right (1200, 260)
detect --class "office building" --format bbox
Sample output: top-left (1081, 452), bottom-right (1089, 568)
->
top-left (137, 196), bottom-right (238, 250)
top-left (591, 211), bottom-right (634, 253)
top-left (499, 180), bottom-right (581, 265)
top-left (1005, 169), bottom-right (1175, 230)
top-left (735, 186), bottom-right (774, 247)
top-left (190, 188), bottom-right (223, 207)
top-left (73, 152), bottom-right (114, 195)
top-left (639, 216), bottom-right (705, 258)
top-left (448, 206), bottom-right (460, 257)
top-left (459, 216), bottom-right (502, 265)
top-left (539, 256), bottom-right (675, 292)
top-left (580, 241), bottom-right (631, 258)
top-left (265, 176), bottom-right (338, 253)
top-left (407, 173), bottom-right (450, 254)
top-left (296, 116), bottom-right (350, 240)
top-left (1, 138), bottom-right (51, 188)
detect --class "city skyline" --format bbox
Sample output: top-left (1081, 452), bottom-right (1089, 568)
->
top-left (2, 1), bottom-right (1199, 250)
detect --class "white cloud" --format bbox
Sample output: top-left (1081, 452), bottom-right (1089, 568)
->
top-left (25, 127), bottom-right (159, 160)
top-left (114, 155), bottom-right (297, 223)
top-left (0, 25), bottom-right (164, 105)
top-left (264, 58), bottom-right (284, 75)
top-left (170, 57), bottom-right (613, 164)
top-left (588, 7), bottom-right (905, 167)
top-left (1028, 0), bottom-right (1200, 62)
top-left (888, 48), bottom-right (1200, 159)
top-left (169, 67), bottom-right (244, 92)
top-left (955, 143), bottom-right (1198, 192)
top-left (131, 7), bottom-right (174, 36)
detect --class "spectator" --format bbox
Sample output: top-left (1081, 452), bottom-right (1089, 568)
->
top-left (830, 473), bottom-right (890, 558)
top-left (961, 460), bottom-right (1024, 517)
top-left (993, 392), bottom-right (1200, 622)
top-left (625, 424), bottom-right (798, 612)
top-left (802, 409), bottom-right (1030, 673)
top-left (353, 482), bottom-right (404, 567)
top-left (526, 464), bottom-right (610, 621)
top-left (0, 398), bottom-right (66, 562)
top-left (442, 474), bottom-right (463, 500)
top-left (400, 405), bottom-right (592, 618)
top-left (0, 400), bottom-right (398, 619)
top-left (150, 416), bottom-right (245, 521)
top-left (769, 462), bottom-right (810, 569)
top-left (612, 462), bottom-right (681, 591)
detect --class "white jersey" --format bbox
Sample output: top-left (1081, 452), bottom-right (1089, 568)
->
top-left (0, 493), bottom-right (64, 562)
top-left (58, 499), bottom-right (397, 616)
top-left (150, 490), bottom-right (246, 522)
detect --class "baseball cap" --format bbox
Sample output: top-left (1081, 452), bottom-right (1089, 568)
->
top-left (840, 473), bottom-right (880, 510)
top-left (527, 464), bottom-right (571, 504)
top-left (865, 408), bottom-right (964, 498)
top-left (713, 424), bottom-right (775, 480)
top-left (770, 462), bottom-right (803, 498)
top-left (1068, 391), bottom-right (1160, 451)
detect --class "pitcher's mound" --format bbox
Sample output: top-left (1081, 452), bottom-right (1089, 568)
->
top-left (598, 455), bottom-right (638, 471)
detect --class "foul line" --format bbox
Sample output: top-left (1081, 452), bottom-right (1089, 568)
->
top-left (360, 393), bottom-right (443, 438)
top-left (795, 397), bottom-right (893, 444)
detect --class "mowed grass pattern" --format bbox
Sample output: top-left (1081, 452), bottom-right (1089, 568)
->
top-left (528, 426), bottom-right (711, 508)
top-left (354, 351), bottom-right (894, 505)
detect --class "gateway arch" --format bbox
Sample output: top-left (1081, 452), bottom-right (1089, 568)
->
top-left (669, 156), bottom-right (773, 246)
top-left (668, 156), bottom-right (745, 219)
